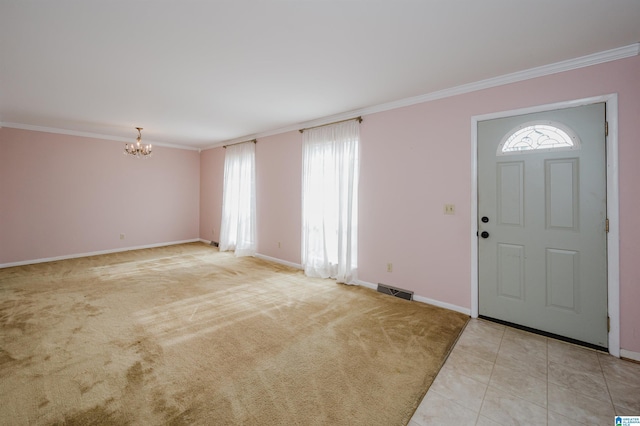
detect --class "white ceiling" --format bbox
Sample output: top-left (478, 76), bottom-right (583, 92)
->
top-left (1, 1), bottom-right (639, 150)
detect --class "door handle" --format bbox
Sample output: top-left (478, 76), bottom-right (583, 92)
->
top-left (480, 231), bottom-right (490, 239)
top-left (481, 216), bottom-right (489, 223)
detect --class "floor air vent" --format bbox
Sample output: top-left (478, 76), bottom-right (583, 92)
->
top-left (377, 283), bottom-right (413, 301)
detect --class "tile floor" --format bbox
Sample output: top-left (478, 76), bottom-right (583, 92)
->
top-left (410, 318), bottom-right (640, 425)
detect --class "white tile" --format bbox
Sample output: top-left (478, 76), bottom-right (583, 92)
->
top-left (430, 364), bottom-right (488, 412)
top-left (464, 319), bottom-right (505, 344)
top-left (470, 318), bottom-right (507, 333)
top-left (488, 363), bottom-right (547, 407)
top-left (480, 387), bottom-right (547, 426)
top-left (444, 348), bottom-right (495, 384)
top-left (454, 331), bottom-right (501, 363)
top-left (475, 415), bottom-right (503, 426)
top-left (599, 352), bottom-right (640, 386)
top-left (495, 347), bottom-right (547, 381)
top-left (498, 330), bottom-right (547, 363)
top-left (428, 322), bottom-right (637, 426)
top-left (547, 339), bottom-right (601, 375)
top-left (548, 382), bottom-right (615, 425)
top-left (548, 409), bottom-right (589, 425)
top-left (606, 378), bottom-right (640, 412)
top-left (411, 390), bottom-right (479, 426)
top-left (615, 404), bottom-right (640, 416)
top-left (548, 360), bottom-right (609, 401)
top-left (503, 327), bottom-right (547, 350)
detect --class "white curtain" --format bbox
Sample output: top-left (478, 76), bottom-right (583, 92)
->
top-left (219, 142), bottom-right (256, 257)
top-left (302, 120), bottom-right (359, 284)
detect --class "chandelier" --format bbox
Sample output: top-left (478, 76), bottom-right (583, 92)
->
top-left (124, 127), bottom-right (152, 158)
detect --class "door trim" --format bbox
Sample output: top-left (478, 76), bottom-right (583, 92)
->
top-left (470, 94), bottom-right (620, 357)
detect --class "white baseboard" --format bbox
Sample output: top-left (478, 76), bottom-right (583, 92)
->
top-left (0, 239), bottom-right (201, 268)
top-left (255, 253), bottom-right (303, 270)
top-left (354, 279), bottom-right (471, 315)
top-left (354, 280), bottom-right (377, 290)
top-left (249, 265), bottom-right (469, 316)
top-left (412, 294), bottom-right (471, 316)
top-left (620, 349), bottom-right (640, 362)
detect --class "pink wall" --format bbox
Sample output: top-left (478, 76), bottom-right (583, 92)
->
top-left (198, 133), bottom-right (302, 263)
top-left (199, 147), bottom-right (225, 243)
top-left (358, 104), bottom-right (472, 306)
top-left (198, 55), bottom-right (640, 353)
top-left (0, 128), bottom-right (200, 264)
top-left (255, 132), bottom-right (302, 263)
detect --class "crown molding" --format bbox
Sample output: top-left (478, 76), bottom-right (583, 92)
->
top-left (0, 122), bottom-right (201, 151)
top-left (203, 42), bottom-right (640, 151)
top-left (4, 43), bottom-right (637, 153)
top-left (360, 43), bottom-right (640, 116)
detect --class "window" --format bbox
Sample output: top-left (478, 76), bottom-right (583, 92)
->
top-left (219, 142), bottom-right (256, 257)
top-left (498, 121), bottom-right (580, 155)
top-left (301, 120), bottom-right (359, 284)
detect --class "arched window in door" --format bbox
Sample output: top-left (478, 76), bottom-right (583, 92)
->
top-left (497, 121), bottom-right (581, 155)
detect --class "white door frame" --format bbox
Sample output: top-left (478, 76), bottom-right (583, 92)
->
top-left (470, 94), bottom-right (620, 357)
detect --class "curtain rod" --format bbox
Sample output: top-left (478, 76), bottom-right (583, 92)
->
top-left (223, 139), bottom-right (257, 149)
top-left (299, 116), bottom-right (363, 133)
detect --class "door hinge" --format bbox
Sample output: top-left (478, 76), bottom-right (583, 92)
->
top-left (605, 121), bottom-right (609, 137)
top-left (607, 316), bottom-right (611, 332)
top-left (606, 218), bottom-right (610, 233)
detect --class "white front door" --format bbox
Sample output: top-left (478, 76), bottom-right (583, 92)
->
top-left (478, 103), bottom-right (608, 348)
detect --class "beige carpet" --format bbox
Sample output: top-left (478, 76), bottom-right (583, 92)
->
top-left (0, 243), bottom-right (468, 425)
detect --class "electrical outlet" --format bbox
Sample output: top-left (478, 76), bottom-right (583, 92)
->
top-left (278, 242), bottom-right (281, 248)
top-left (119, 233), bottom-right (125, 240)
top-left (387, 263), bottom-right (393, 272)
top-left (444, 204), bottom-right (455, 215)
top-left (211, 229), bottom-right (215, 236)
